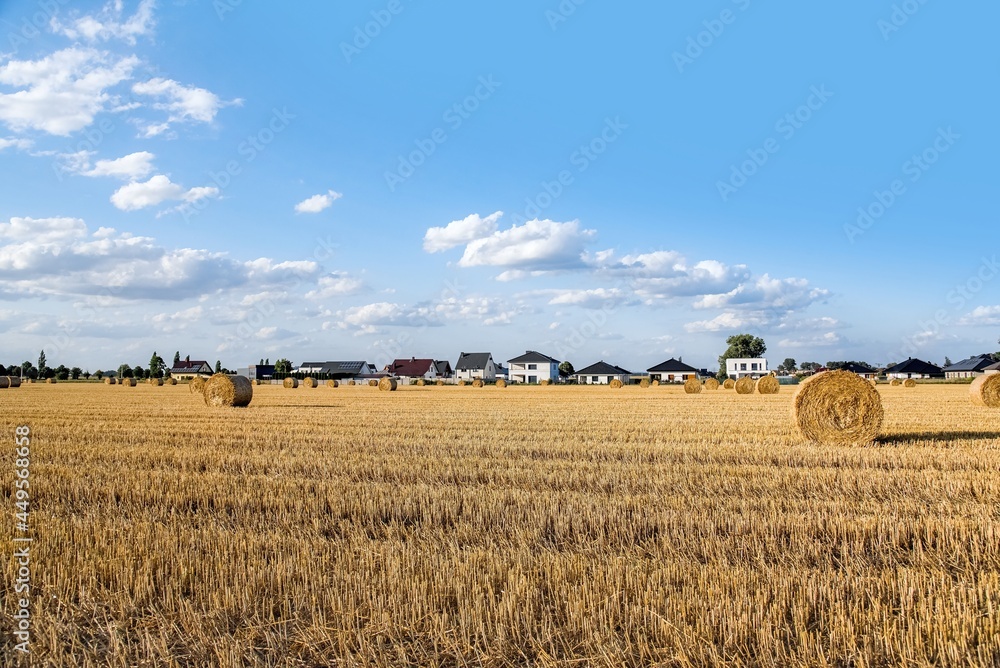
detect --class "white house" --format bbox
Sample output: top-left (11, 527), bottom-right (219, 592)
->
top-left (572, 361), bottom-right (631, 385)
top-left (884, 358), bottom-right (942, 380)
top-left (726, 358), bottom-right (768, 379)
top-left (507, 351), bottom-right (560, 384)
top-left (169, 359), bottom-right (213, 379)
top-left (647, 358), bottom-right (700, 383)
top-left (455, 352), bottom-right (497, 381)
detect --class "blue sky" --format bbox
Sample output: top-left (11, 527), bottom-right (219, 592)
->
top-left (1, 0), bottom-right (997, 373)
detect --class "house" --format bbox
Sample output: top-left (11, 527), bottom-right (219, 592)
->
top-left (244, 364), bottom-right (274, 381)
top-left (726, 358), bottom-right (768, 379)
top-left (495, 365), bottom-right (509, 381)
top-left (572, 361), bottom-right (631, 385)
top-left (884, 358), bottom-right (943, 380)
top-left (455, 352), bottom-right (497, 381)
top-left (647, 358), bottom-right (700, 383)
top-left (840, 362), bottom-right (878, 380)
top-left (296, 361), bottom-right (380, 381)
top-left (943, 354), bottom-right (996, 379)
top-left (385, 358), bottom-right (453, 384)
top-left (169, 359), bottom-right (213, 379)
top-left (433, 360), bottom-right (453, 378)
top-left (985, 361), bottom-right (1000, 376)
top-left (507, 351), bottom-right (560, 384)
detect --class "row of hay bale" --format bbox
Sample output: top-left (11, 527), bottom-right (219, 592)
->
top-left (188, 373), bottom-right (253, 407)
top-left (0, 376), bottom-right (23, 388)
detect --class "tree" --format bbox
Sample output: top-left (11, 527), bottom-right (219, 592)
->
top-left (82, 369), bottom-right (90, 380)
top-left (558, 361), bottom-right (574, 378)
top-left (799, 362), bottom-right (821, 372)
top-left (273, 358), bottom-right (292, 374)
top-left (95, 370), bottom-right (103, 380)
top-left (944, 356), bottom-right (953, 367)
top-left (717, 334), bottom-right (767, 378)
top-left (37, 350), bottom-right (47, 378)
top-left (265, 358), bottom-right (270, 365)
top-left (215, 360), bottom-right (222, 373)
top-left (781, 358), bottom-right (797, 373)
top-left (134, 365), bottom-right (147, 380)
top-left (173, 351), bottom-right (181, 367)
top-left (55, 364), bottom-right (70, 381)
top-left (259, 358), bottom-right (264, 366)
top-left (118, 364), bottom-right (133, 379)
top-left (70, 366), bottom-right (82, 380)
top-left (149, 351), bottom-right (165, 379)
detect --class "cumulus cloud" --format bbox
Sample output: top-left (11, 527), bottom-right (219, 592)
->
top-left (693, 274), bottom-right (829, 311)
top-left (50, 0), bottom-right (157, 44)
top-left (684, 311), bottom-right (763, 333)
top-left (110, 174), bottom-right (219, 211)
top-left (131, 77), bottom-right (242, 135)
top-left (545, 288), bottom-right (636, 309)
top-left (294, 190), bottom-right (343, 214)
top-left (60, 150), bottom-right (156, 180)
top-left (459, 218), bottom-right (596, 271)
top-left (334, 302), bottom-right (441, 334)
top-left (423, 211), bottom-right (502, 252)
top-left (0, 137), bottom-right (32, 151)
top-left (958, 305), bottom-right (1000, 327)
top-left (305, 272), bottom-right (365, 299)
top-left (778, 332), bottom-right (843, 348)
top-left (0, 48), bottom-right (138, 135)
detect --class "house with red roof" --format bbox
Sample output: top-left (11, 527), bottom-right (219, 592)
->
top-left (385, 357), bottom-right (453, 383)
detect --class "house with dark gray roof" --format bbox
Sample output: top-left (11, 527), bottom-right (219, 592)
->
top-left (840, 362), bottom-right (878, 379)
top-left (507, 350), bottom-right (560, 384)
top-left (572, 361), bottom-right (631, 385)
top-left (647, 358), bottom-right (699, 383)
top-left (884, 358), bottom-right (943, 380)
top-left (296, 361), bottom-right (379, 380)
top-left (943, 354), bottom-right (996, 379)
top-left (455, 352), bottom-right (497, 381)
top-left (169, 359), bottom-right (212, 378)
top-left (985, 361), bottom-right (1000, 376)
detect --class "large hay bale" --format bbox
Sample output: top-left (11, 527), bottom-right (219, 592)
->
top-left (0, 377), bottom-right (10, 389)
top-left (167, 378), bottom-right (177, 385)
top-left (105, 377), bottom-right (116, 385)
top-left (683, 377), bottom-right (702, 394)
top-left (189, 376), bottom-right (206, 393)
top-left (378, 377), bottom-right (398, 392)
top-left (903, 378), bottom-right (917, 388)
top-left (472, 378), bottom-right (485, 388)
top-left (723, 378), bottom-right (735, 390)
top-left (496, 379), bottom-right (507, 388)
top-left (204, 374), bottom-right (253, 408)
top-left (970, 375), bottom-right (1000, 408)
top-left (302, 377), bottom-right (317, 388)
top-left (793, 370), bottom-right (883, 445)
top-left (609, 379), bottom-right (624, 389)
top-left (734, 377), bottom-right (755, 394)
top-left (639, 378), bottom-right (650, 388)
top-left (121, 378), bottom-right (136, 387)
top-left (283, 377), bottom-right (299, 389)
top-left (457, 380), bottom-right (467, 387)
top-left (368, 379), bottom-right (379, 387)
top-left (10, 376), bottom-right (21, 388)
top-left (704, 378), bottom-right (720, 391)
top-left (149, 378), bottom-right (163, 387)
top-left (757, 375), bottom-right (780, 395)
top-left (326, 380), bottom-right (339, 388)
top-left (890, 379), bottom-right (901, 387)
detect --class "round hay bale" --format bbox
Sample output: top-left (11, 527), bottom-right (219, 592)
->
top-left (302, 377), bottom-right (317, 388)
top-left (734, 377), bottom-right (755, 395)
top-left (121, 378), bottom-right (136, 387)
top-left (105, 377), bottom-right (116, 385)
top-left (903, 378), bottom-right (917, 388)
top-left (436, 380), bottom-right (445, 386)
top-left (368, 379), bottom-right (379, 387)
top-left (639, 378), bottom-right (650, 388)
top-left (458, 380), bottom-right (467, 387)
top-left (683, 377), bottom-right (702, 394)
top-left (970, 374), bottom-right (1000, 408)
top-left (416, 379), bottom-right (426, 386)
top-left (348, 380), bottom-right (356, 386)
top-left (704, 378), bottom-right (720, 391)
top-left (167, 378), bottom-right (177, 385)
top-left (496, 378), bottom-right (507, 388)
top-left (378, 377), bottom-right (398, 392)
top-left (203, 374), bottom-right (253, 408)
top-left (149, 378), bottom-right (163, 387)
top-left (283, 377), bottom-right (299, 389)
top-left (793, 370), bottom-right (883, 445)
top-left (723, 378), bottom-right (735, 390)
top-left (609, 379), bottom-right (624, 389)
top-left (651, 379), bottom-right (660, 387)
top-left (890, 379), bottom-right (901, 387)
top-left (540, 379), bottom-right (551, 386)
top-left (9, 376), bottom-right (21, 388)
top-left (472, 378), bottom-right (485, 388)
top-left (46, 378), bottom-right (56, 384)
top-left (326, 380), bottom-right (339, 388)
top-left (0, 377), bottom-right (10, 389)
top-left (756, 375), bottom-right (780, 395)
top-left (189, 376), bottom-right (206, 393)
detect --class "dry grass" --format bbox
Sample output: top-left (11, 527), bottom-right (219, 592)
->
top-left (2, 383), bottom-right (999, 666)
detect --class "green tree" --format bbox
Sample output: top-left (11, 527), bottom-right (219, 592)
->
top-left (37, 350), bottom-right (47, 378)
top-left (273, 358), bottom-right (292, 374)
top-left (717, 334), bottom-right (767, 378)
top-left (95, 370), bottom-right (103, 380)
top-left (800, 361), bottom-right (821, 372)
top-left (55, 364), bottom-right (70, 381)
top-left (118, 364), bottom-right (133, 379)
top-left (558, 361), bottom-right (574, 378)
top-left (943, 356), bottom-right (953, 367)
top-left (173, 351), bottom-right (181, 367)
top-left (259, 358), bottom-right (264, 366)
top-left (134, 365), bottom-right (147, 379)
top-left (215, 360), bottom-right (222, 373)
top-left (149, 351), bottom-right (165, 378)
top-left (70, 366), bottom-right (82, 380)
top-left (781, 358), bottom-right (796, 373)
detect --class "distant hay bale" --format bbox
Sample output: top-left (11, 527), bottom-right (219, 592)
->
top-left (970, 374), bottom-right (1000, 408)
top-left (458, 380), bottom-right (467, 387)
top-left (282, 377), bottom-right (299, 389)
top-left (416, 379), bottom-right (426, 386)
top-left (704, 378), bottom-right (720, 391)
top-left (203, 374), bottom-right (253, 408)
top-left (0, 377), bottom-right (10, 389)
top-left (472, 378), bottom-right (485, 388)
top-left (348, 380), bottom-right (356, 386)
top-left (436, 380), bottom-right (445, 386)
top-left (734, 377), bottom-right (756, 394)
top-left (302, 377), bottom-right (317, 388)
top-left (105, 377), bottom-right (116, 385)
top-left (639, 378), bottom-right (650, 388)
top-left (149, 378), bottom-right (163, 387)
top-left (651, 379), bottom-right (660, 387)
top-left (540, 379), bottom-right (552, 386)
top-left (793, 370), bottom-right (883, 445)
top-left (167, 378), bottom-right (177, 385)
top-left (723, 379), bottom-right (735, 390)
top-left (683, 378), bottom-right (702, 394)
top-left (368, 379), bottom-right (379, 387)
top-left (378, 377), bottom-right (398, 392)
top-left (609, 379), bottom-right (624, 389)
top-left (189, 377), bottom-right (206, 393)
top-left (903, 379), bottom-right (917, 388)
top-left (46, 378), bottom-right (56, 384)
top-left (326, 380), bottom-right (339, 388)
top-left (757, 375), bottom-right (780, 395)
top-left (890, 379), bottom-right (901, 387)
top-left (496, 378), bottom-right (507, 388)
top-left (121, 378), bottom-right (136, 387)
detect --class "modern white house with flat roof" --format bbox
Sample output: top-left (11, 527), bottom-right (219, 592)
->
top-left (726, 358), bottom-right (768, 379)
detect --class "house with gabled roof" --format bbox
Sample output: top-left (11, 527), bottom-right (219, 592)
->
top-left (647, 357), bottom-right (699, 383)
top-left (943, 354), bottom-right (996, 379)
top-left (507, 351), bottom-right (560, 384)
top-left (985, 361), bottom-right (1000, 376)
top-left (296, 361), bottom-right (379, 380)
top-left (572, 361), bottom-right (630, 385)
top-left (169, 358), bottom-right (213, 379)
top-left (884, 358), bottom-right (943, 380)
top-left (455, 352), bottom-right (497, 381)
top-left (385, 358), bottom-right (453, 383)
top-left (840, 362), bottom-right (878, 379)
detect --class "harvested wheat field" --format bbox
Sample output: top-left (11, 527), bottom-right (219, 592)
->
top-left (2, 382), bottom-right (999, 666)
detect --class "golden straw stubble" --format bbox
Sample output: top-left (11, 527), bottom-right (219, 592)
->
top-left (793, 370), bottom-right (883, 445)
top-left (203, 373), bottom-right (253, 407)
top-left (684, 378), bottom-right (702, 394)
top-left (734, 376), bottom-right (755, 394)
top-left (970, 374), bottom-right (1000, 408)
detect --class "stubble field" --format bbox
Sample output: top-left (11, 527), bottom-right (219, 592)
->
top-left (2, 382), bottom-right (999, 667)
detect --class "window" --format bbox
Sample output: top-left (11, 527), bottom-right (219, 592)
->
top-left (527, 364), bottom-right (536, 370)
top-left (740, 363), bottom-right (747, 371)
top-left (751, 363), bottom-right (758, 371)
top-left (592, 376), bottom-right (599, 383)
top-left (528, 375), bottom-right (537, 384)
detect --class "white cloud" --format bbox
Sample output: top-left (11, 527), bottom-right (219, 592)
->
top-left (335, 302), bottom-right (441, 334)
top-left (60, 150), bottom-right (155, 180)
top-left (598, 251), bottom-right (749, 300)
top-left (459, 218), bottom-right (596, 272)
top-left (423, 211), bottom-right (502, 252)
top-left (432, 296), bottom-right (526, 326)
top-left (305, 272), bottom-right (365, 299)
top-left (778, 332), bottom-right (843, 348)
top-left (294, 190), bottom-right (343, 214)
top-left (0, 48), bottom-right (138, 135)
top-left (132, 77), bottom-right (242, 133)
top-left (958, 305), bottom-right (1000, 327)
top-left (546, 288), bottom-right (635, 309)
top-left (110, 175), bottom-right (219, 211)
top-left (0, 137), bottom-right (32, 151)
top-left (684, 311), bottom-right (763, 333)
top-left (693, 275), bottom-right (829, 311)
top-left (50, 0), bottom-right (157, 44)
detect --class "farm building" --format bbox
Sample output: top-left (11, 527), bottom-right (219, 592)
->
top-left (839, 362), bottom-right (878, 379)
top-left (884, 358), bottom-right (943, 380)
top-left (169, 359), bottom-right (213, 379)
top-left (507, 351), bottom-right (560, 384)
top-left (455, 352), bottom-right (497, 382)
top-left (985, 361), bottom-right (1000, 376)
top-left (726, 358), bottom-right (768, 379)
top-left (572, 361), bottom-right (631, 385)
top-left (943, 354), bottom-right (996, 379)
top-left (647, 358), bottom-right (700, 383)
top-left (384, 358), bottom-right (453, 383)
